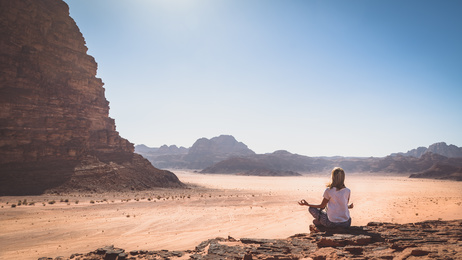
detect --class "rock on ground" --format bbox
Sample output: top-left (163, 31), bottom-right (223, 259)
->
top-left (39, 219), bottom-right (462, 259)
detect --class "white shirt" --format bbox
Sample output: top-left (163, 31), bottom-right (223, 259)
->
top-left (323, 187), bottom-right (351, 223)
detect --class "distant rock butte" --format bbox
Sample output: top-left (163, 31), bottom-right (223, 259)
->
top-left (0, 0), bottom-right (183, 195)
top-left (184, 135), bottom-right (256, 169)
top-left (188, 135), bottom-right (254, 156)
top-left (136, 135), bottom-right (256, 170)
top-left (40, 219), bottom-right (462, 260)
top-left (391, 142), bottom-right (462, 158)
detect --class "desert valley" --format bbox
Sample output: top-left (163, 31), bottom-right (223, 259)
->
top-left (1, 172), bottom-right (461, 259)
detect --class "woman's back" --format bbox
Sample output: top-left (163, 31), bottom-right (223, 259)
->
top-left (299, 167), bottom-right (353, 229)
top-left (323, 187), bottom-right (351, 222)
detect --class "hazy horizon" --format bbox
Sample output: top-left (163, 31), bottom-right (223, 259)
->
top-left (135, 135), bottom-right (460, 158)
top-left (64, 0), bottom-right (462, 157)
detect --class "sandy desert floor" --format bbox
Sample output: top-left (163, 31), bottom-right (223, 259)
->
top-left (0, 171), bottom-right (461, 260)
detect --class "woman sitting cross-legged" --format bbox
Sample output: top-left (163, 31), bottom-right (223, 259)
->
top-left (298, 167), bottom-right (354, 229)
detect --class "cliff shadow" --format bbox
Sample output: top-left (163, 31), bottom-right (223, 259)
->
top-left (0, 160), bottom-right (78, 195)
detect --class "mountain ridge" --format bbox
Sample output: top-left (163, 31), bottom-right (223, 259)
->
top-left (136, 136), bottom-right (462, 180)
top-left (391, 142), bottom-right (462, 158)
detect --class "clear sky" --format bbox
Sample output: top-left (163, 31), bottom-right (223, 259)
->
top-left (64, 0), bottom-right (462, 157)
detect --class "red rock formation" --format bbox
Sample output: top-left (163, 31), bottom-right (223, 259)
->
top-left (41, 220), bottom-right (462, 259)
top-left (0, 0), bottom-right (183, 195)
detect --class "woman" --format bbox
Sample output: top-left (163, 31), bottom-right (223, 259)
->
top-left (298, 167), bottom-right (354, 228)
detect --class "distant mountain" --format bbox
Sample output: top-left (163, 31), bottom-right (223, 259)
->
top-left (410, 163), bottom-right (462, 181)
top-left (135, 135), bottom-right (255, 170)
top-left (200, 150), bottom-right (320, 176)
top-left (202, 150), bottom-right (330, 174)
top-left (135, 144), bottom-right (188, 156)
top-left (391, 146), bottom-right (428, 158)
top-left (202, 150), bottom-right (462, 180)
top-left (136, 138), bottom-right (462, 180)
top-left (427, 142), bottom-right (462, 158)
top-left (183, 135), bottom-right (255, 169)
top-left (134, 144), bottom-right (156, 154)
top-left (391, 142), bottom-right (462, 158)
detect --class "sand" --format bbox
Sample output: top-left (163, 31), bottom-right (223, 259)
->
top-left (0, 171), bottom-right (461, 260)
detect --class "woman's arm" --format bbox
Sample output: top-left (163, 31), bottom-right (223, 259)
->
top-left (298, 198), bottom-right (329, 209)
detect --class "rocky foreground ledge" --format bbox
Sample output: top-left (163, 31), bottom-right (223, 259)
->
top-left (40, 220), bottom-right (461, 260)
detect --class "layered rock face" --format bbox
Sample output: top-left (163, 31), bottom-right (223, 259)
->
top-left (0, 0), bottom-right (183, 195)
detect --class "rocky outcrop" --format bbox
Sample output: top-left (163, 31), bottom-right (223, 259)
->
top-left (0, 0), bottom-right (183, 195)
top-left (188, 135), bottom-right (254, 157)
top-left (410, 163), bottom-right (462, 181)
top-left (136, 137), bottom-right (462, 179)
top-left (200, 155), bottom-right (303, 176)
top-left (137, 135), bottom-right (256, 169)
top-left (391, 146), bottom-right (428, 158)
top-left (391, 142), bottom-right (462, 158)
top-left (183, 135), bottom-right (256, 169)
top-left (40, 219), bottom-right (462, 259)
top-left (201, 150), bottom-right (462, 180)
top-left (201, 151), bottom-right (370, 175)
top-left (427, 142), bottom-right (462, 158)
top-left (135, 144), bottom-right (189, 156)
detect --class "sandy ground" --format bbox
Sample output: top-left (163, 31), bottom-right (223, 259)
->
top-left (0, 171), bottom-right (461, 260)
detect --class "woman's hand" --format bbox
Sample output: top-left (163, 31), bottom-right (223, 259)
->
top-left (298, 199), bottom-right (309, 206)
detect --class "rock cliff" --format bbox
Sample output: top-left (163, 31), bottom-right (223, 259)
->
top-left (40, 219), bottom-right (462, 259)
top-left (0, 0), bottom-right (183, 195)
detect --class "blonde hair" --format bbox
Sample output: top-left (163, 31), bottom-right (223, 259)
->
top-left (327, 167), bottom-right (346, 190)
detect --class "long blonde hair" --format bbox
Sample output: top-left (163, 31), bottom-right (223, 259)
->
top-left (327, 167), bottom-right (346, 190)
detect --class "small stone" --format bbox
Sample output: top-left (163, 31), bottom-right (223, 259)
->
top-left (367, 222), bottom-right (383, 226)
top-left (398, 228), bottom-right (416, 232)
top-left (317, 236), bottom-right (347, 247)
top-left (104, 248), bottom-right (125, 260)
top-left (344, 246), bottom-right (364, 255)
top-left (118, 253), bottom-right (128, 260)
top-left (411, 248), bottom-right (431, 256)
top-left (351, 235), bottom-right (372, 245)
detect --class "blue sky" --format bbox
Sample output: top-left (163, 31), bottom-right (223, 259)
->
top-left (64, 0), bottom-right (462, 157)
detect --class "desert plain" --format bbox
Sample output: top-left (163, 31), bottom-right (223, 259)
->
top-left (0, 171), bottom-right (461, 260)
